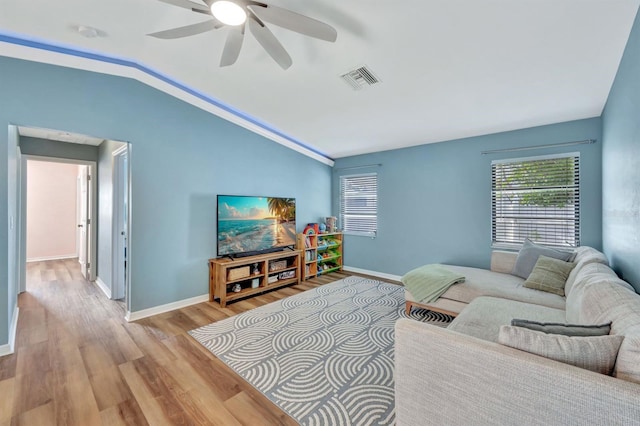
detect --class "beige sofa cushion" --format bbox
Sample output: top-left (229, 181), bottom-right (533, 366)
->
top-left (448, 296), bottom-right (565, 343)
top-left (498, 325), bottom-right (623, 375)
top-left (395, 319), bottom-right (640, 425)
top-left (566, 263), bottom-right (633, 323)
top-left (490, 250), bottom-right (517, 274)
top-left (567, 272), bottom-right (640, 384)
top-left (439, 265), bottom-right (566, 309)
top-left (564, 246), bottom-right (610, 295)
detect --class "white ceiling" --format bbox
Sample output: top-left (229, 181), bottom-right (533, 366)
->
top-left (1, 0), bottom-right (638, 159)
top-left (18, 126), bottom-right (105, 146)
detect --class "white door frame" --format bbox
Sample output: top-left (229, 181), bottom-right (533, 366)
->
top-left (111, 144), bottom-right (129, 301)
top-left (16, 147), bottom-right (24, 295)
top-left (21, 155), bottom-right (98, 283)
top-left (78, 165), bottom-right (88, 278)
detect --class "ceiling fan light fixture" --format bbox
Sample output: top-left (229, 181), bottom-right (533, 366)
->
top-left (211, 1), bottom-right (247, 26)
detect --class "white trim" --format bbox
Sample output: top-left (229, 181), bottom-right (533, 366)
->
top-left (0, 345), bottom-right (10, 357)
top-left (124, 145), bottom-right (133, 314)
top-left (112, 144), bottom-right (128, 157)
top-left (111, 146), bottom-right (128, 301)
top-left (343, 265), bottom-right (402, 282)
top-left (26, 254), bottom-right (77, 262)
top-left (95, 277), bottom-right (112, 299)
top-left (0, 40), bottom-right (334, 167)
top-left (125, 294), bottom-right (209, 322)
top-left (19, 154), bottom-right (27, 293)
top-left (16, 147), bottom-right (24, 296)
top-left (0, 307), bottom-right (20, 356)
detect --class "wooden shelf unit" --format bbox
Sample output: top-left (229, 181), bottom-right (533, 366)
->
top-left (209, 250), bottom-right (302, 307)
top-left (296, 233), bottom-right (318, 280)
top-left (296, 232), bottom-right (343, 280)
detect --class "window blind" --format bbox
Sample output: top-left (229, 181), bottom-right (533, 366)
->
top-left (340, 173), bottom-right (378, 236)
top-left (492, 153), bottom-right (580, 248)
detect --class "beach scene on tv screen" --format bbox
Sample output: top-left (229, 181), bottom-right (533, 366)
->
top-left (218, 196), bottom-right (296, 256)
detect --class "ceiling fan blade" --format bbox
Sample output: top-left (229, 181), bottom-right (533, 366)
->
top-left (191, 8), bottom-right (213, 16)
top-left (148, 20), bottom-right (221, 39)
top-left (248, 4), bottom-right (337, 42)
top-left (157, 0), bottom-right (209, 12)
top-left (220, 26), bottom-right (245, 67)
top-left (248, 17), bottom-right (292, 70)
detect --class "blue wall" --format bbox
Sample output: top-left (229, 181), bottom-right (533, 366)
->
top-left (0, 56), bottom-right (332, 346)
top-left (602, 8), bottom-right (640, 292)
top-left (333, 118), bottom-right (603, 277)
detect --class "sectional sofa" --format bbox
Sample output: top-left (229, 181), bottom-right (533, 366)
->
top-left (395, 246), bottom-right (640, 424)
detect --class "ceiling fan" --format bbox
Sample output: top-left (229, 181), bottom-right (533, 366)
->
top-left (148, 0), bottom-right (337, 69)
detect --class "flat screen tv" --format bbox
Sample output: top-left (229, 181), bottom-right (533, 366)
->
top-left (217, 195), bottom-right (297, 258)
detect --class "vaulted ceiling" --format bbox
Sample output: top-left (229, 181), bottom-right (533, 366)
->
top-left (1, 0), bottom-right (638, 159)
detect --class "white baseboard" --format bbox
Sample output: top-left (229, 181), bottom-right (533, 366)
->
top-left (122, 266), bottom-right (399, 323)
top-left (125, 294), bottom-right (209, 322)
top-left (95, 277), bottom-right (112, 299)
top-left (343, 266), bottom-right (402, 282)
top-left (27, 254), bottom-right (77, 262)
top-left (0, 306), bottom-right (20, 357)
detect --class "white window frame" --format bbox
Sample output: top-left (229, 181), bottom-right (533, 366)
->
top-left (340, 173), bottom-right (378, 237)
top-left (491, 152), bottom-right (580, 249)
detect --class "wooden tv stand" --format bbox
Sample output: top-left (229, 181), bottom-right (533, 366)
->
top-left (209, 250), bottom-right (302, 307)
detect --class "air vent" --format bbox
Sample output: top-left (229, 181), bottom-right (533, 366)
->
top-left (340, 65), bottom-right (381, 90)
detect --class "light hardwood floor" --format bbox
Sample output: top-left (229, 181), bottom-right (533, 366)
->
top-left (0, 258), bottom-right (358, 425)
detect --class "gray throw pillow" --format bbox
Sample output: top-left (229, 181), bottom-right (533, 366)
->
top-left (498, 325), bottom-right (623, 375)
top-left (511, 319), bottom-right (611, 337)
top-left (512, 239), bottom-right (575, 279)
top-left (523, 255), bottom-right (576, 296)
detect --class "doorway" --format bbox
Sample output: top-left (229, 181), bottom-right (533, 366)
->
top-left (16, 126), bottom-right (131, 313)
top-left (23, 157), bottom-right (97, 290)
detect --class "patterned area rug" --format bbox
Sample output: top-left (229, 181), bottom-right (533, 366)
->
top-left (189, 276), bottom-right (453, 426)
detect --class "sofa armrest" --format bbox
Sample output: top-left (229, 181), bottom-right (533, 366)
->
top-left (490, 250), bottom-right (517, 274)
top-left (395, 319), bottom-right (640, 425)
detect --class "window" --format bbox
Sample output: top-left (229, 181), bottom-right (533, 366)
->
top-left (492, 153), bottom-right (579, 248)
top-left (340, 173), bottom-right (378, 237)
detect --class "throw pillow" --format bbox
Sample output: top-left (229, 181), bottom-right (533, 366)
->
top-left (523, 255), bottom-right (576, 296)
top-left (512, 239), bottom-right (575, 279)
top-left (498, 325), bottom-right (623, 375)
top-left (510, 319), bottom-right (611, 336)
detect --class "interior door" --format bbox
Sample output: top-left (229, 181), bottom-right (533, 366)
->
top-left (78, 165), bottom-right (89, 279)
top-left (113, 149), bottom-right (128, 300)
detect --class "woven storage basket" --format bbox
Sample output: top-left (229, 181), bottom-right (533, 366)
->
top-left (270, 260), bottom-right (287, 271)
top-left (228, 266), bottom-right (250, 281)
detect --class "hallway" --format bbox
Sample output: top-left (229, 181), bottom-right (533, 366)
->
top-left (0, 259), bottom-right (347, 425)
